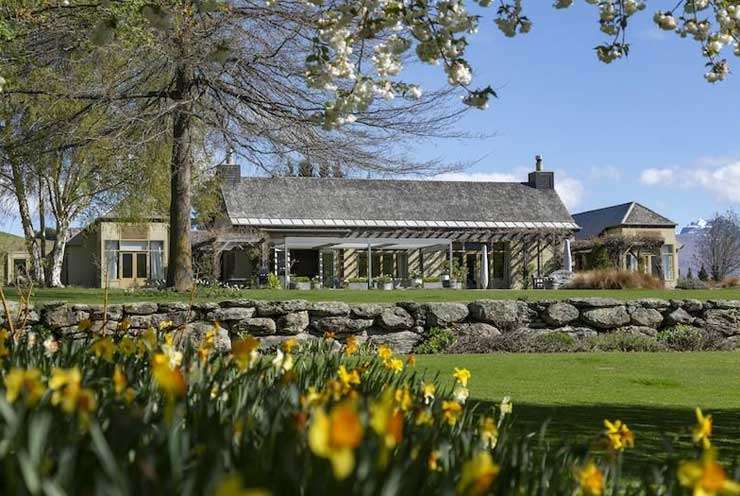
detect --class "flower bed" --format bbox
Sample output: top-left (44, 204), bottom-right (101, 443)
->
top-left (0, 325), bottom-right (738, 495)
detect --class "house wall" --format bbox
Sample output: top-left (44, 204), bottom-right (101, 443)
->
top-left (64, 228), bottom-right (99, 288)
top-left (604, 226), bottom-right (679, 288)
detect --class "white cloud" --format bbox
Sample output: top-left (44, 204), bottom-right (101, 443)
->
top-left (432, 169), bottom-right (584, 210)
top-left (691, 162), bottom-right (740, 203)
top-left (640, 168), bottom-right (674, 185)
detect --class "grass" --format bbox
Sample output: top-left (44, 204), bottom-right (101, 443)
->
top-left (3, 286), bottom-right (739, 304)
top-left (417, 352), bottom-right (740, 465)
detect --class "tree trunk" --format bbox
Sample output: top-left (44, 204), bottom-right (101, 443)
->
top-left (166, 62), bottom-right (195, 291)
top-left (9, 158), bottom-right (44, 284)
top-left (47, 216), bottom-right (70, 287)
top-left (38, 174), bottom-right (48, 283)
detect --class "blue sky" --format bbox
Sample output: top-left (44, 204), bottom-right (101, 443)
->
top-left (2, 2), bottom-right (738, 235)
top-left (409, 2), bottom-right (740, 227)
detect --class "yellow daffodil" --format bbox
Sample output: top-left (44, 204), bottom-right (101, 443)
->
top-left (441, 400), bottom-right (463, 426)
top-left (5, 368), bottom-right (45, 407)
top-left (453, 367), bottom-right (471, 387)
top-left (301, 386), bottom-right (323, 410)
top-left (422, 382), bottom-right (436, 405)
top-left (282, 337), bottom-right (298, 353)
top-left (457, 451), bottom-right (500, 496)
top-left (344, 336), bottom-right (359, 355)
top-left (91, 337), bottom-right (116, 362)
top-left (118, 318), bottom-right (132, 332)
top-left (118, 336), bottom-right (137, 356)
top-left (678, 449), bottom-right (740, 496)
top-left (77, 319), bottom-right (93, 332)
top-left (370, 389), bottom-right (404, 449)
top-left (377, 344), bottom-right (393, 361)
top-left (337, 365), bottom-right (361, 392)
top-left (575, 461), bottom-right (604, 496)
top-left (428, 450), bottom-right (442, 471)
top-left (479, 416), bottom-right (499, 449)
top-left (141, 327), bottom-right (158, 352)
top-left (693, 407), bottom-right (713, 449)
top-left (406, 354), bottom-right (416, 367)
top-left (113, 365), bottom-right (127, 395)
top-left (49, 367), bottom-right (82, 413)
top-left (604, 419), bottom-right (635, 451)
top-left (308, 401), bottom-right (364, 480)
top-left (158, 320), bottom-right (174, 331)
top-left (213, 474), bottom-right (271, 496)
top-left (271, 349), bottom-right (293, 373)
top-left (0, 329), bottom-right (9, 358)
top-left (151, 355), bottom-right (187, 398)
top-left (323, 331), bottom-right (336, 341)
top-left (500, 396), bottom-right (512, 415)
top-left (232, 337), bottom-right (260, 371)
top-left (384, 357), bottom-right (404, 374)
top-left (394, 387), bottom-right (413, 412)
top-left (453, 384), bottom-right (470, 404)
top-left (416, 409), bottom-right (434, 427)
top-left (197, 327), bottom-right (217, 361)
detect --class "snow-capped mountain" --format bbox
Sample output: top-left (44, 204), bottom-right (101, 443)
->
top-left (677, 219), bottom-right (711, 277)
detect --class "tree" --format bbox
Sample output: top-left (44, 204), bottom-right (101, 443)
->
top-left (2, 0), bottom-right (739, 290)
top-left (696, 210), bottom-right (740, 281)
top-left (698, 265), bottom-right (709, 281)
top-left (686, 267), bottom-right (694, 280)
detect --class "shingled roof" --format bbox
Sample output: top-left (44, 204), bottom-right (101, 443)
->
top-left (221, 176), bottom-right (578, 230)
top-left (572, 202), bottom-right (676, 240)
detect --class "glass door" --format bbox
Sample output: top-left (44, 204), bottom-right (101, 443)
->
top-left (119, 252), bottom-right (148, 287)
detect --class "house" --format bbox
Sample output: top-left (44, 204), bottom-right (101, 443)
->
top-left (193, 156), bottom-right (579, 289)
top-left (571, 202), bottom-right (679, 287)
top-left (62, 217), bottom-right (169, 288)
top-left (0, 232), bottom-right (29, 286)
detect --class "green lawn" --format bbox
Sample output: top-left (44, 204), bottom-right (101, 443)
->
top-left (417, 353), bottom-right (740, 464)
top-left (3, 286), bottom-right (739, 304)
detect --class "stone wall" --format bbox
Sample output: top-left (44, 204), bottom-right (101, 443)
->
top-left (2, 298), bottom-right (738, 353)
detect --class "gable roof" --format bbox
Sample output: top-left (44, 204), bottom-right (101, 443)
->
top-left (572, 202), bottom-right (676, 240)
top-left (221, 177), bottom-right (578, 230)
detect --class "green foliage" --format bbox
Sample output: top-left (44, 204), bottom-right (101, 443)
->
top-left (657, 325), bottom-right (725, 351)
top-left (266, 272), bottom-right (281, 289)
top-left (676, 277), bottom-right (709, 289)
top-left (528, 332), bottom-right (577, 353)
top-left (589, 244), bottom-right (612, 270)
top-left (586, 331), bottom-right (663, 352)
top-left (698, 265), bottom-right (709, 281)
top-left (414, 327), bottom-right (457, 354)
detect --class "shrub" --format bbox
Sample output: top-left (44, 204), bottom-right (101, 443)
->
top-left (657, 325), bottom-right (728, 351)
top-left (718, 276), bottom-right (740, 288)
top-left (698, 265), bottom-right (709, 281)
top-left (589, 244), bottom-right (612, 269)
top-left (448, 331), bottom-right (578, 354)
top-left (527, 332), bottom-right (577, 353)
top-left (565, 269), bottom-right (663, 289)
top-left (585, 331), bottom-right (663, 352)
top-left (267, 272), bottom-right (282, 289)
top-left (676, 277), bottom-right (708, 289)
top-left (414, 327), bottom-right (457, 354)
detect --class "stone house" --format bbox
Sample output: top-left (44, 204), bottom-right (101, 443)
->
top-left (571, 202), bottom-right (679, 287)
top-left (0, 232), bottom-right (29, 286)
top-left (196, 156), bottom-right (579, 289)
top-left (62, 217), bottom-right (169, 288)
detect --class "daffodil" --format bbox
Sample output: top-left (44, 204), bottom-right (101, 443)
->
top-left (384, 357), bottom-right (404, 373)
top-left (337, 365), bottom-right (361, 393)
top-left (323, 331), bottom-right (336, 341)
top-left (113, 365), bottom-right (127, 395)
top-left (422, 382), bottom-right (436, 405)
top-left (575, 461), bottom-right (604, 496)
top-left (91, 337), bottom-right (116, 362)
top-left (441, 400), bottom-right (463, 426)
top-left (377, 344), bottom-right (393, 361)
top-left (453, 367), bottom-right (471, 387)
top-left (453, 384), bottom-right (470, 404)
top-left (232, 337), bottom-right (260, 371)
top-left (479, 416), bottom-right (499, 449)
top-left (197, 327), bottom-right (218, 361)
top-left (118, 336), bottom-right (137, 356)
top-left (141, 327), bottom-right (158, 352)
top-left (272, 349), bottom-right (293, 373)
top-left (457, 451), bottom-right (500, 496)
top-left (49, 367), bottom-right (82, 413)
top-left (5, 368), bottom-right (45, 407)
top-left (678, 449), bottom-right (740, 496)
top-left (213, 474), bottom-right (270, 496)
top-left (151, 354), bottom-right (187, 398)
top-left (78, 319), bottom-right (93, 332)
top-left (0, 329), bottom-right (9, 358)
top-left (394, 387), bottom-right (413, 412)
top-left (301, 386), bottom-right (323, 409)
top-left (416, 409), bottom-right (434, 427)
top-left (43, 337), bottom-right (59, 356)
top-left (281, 337), bottom-right (298, 353)
top-left (344, 336), bottom-right (359, 355)
top-left (428, 450), bottom-right (442, 471)
top-left (499, 396), bottom-right (512, 416)
top-left (308, 401), bottom-right (364, 479)
top-left (158, 320), bottom-right (174, 331)
top-left (693, 407), bottom-right (713, 449)
top-left (604, 419), bottom-right (635, 451)
top-left (370, 389), bottom-right (404, 449)
top-left (406, 354), bottom-right (416, 367)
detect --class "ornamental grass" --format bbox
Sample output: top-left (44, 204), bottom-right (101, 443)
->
top-left (0, 324), bottom-right (738, 495)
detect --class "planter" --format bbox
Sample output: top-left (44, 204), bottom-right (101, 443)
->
top-left (348, 282), bottom-right (369, 290)
top-left (412, 278), bottom-right (423, 288)
top-left (292, 282), bottom-right (311, 290)
top-left (424, 281), bottom-right (443, 289)
top-left (450, 281), bottom-right (463, 290)
top-left (381, 282), bottom-right (394, 291)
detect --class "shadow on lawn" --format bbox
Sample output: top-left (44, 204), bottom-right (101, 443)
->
top-left (474, 402), bottom-right (740, 469)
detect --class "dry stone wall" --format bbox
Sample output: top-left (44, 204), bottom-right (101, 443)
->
top-left (2, 298), bottom-right (738, 353)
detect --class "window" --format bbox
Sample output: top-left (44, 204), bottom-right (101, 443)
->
top-left (357, 252), bottom-right (368, 278)
top-left (626, 253), bottom-right (638, 272)
top-left (136, 253), bottom-right (148, 278)
top-left (661, 245), bottom-right (675, 280)
top-left (150, 241), bottom-right (164, 280)
top-left (491, 243), bottom-right (506, 279)
top-left (121, 253), bottom-right (134, 279)
top-left (104, 241), bottom-right (119, 281)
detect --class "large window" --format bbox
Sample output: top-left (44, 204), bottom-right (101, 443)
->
top-left (104, 240), bottom-right (164, 281)
top-left (661, 245), bottom-right (675, 280)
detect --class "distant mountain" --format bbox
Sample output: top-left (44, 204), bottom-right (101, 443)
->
top-left (676, 219), bottom-right (710, 278)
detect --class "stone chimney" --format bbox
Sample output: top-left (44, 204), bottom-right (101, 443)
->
top-left (528, 154), bottom-right (554, 190)
top-left (219, 148), bottom-right (241, 184)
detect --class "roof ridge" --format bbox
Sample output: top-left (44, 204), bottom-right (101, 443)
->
top-left (572, 202), bottom-right (633, 217)
top-left (623, 202), bottom-right (676, 225)
top-left (242, 176), bottom-right (526, 186)
top-left (621, 202), bottom-right (637, 224)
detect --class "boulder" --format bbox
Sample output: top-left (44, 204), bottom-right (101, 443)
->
top-left (128, 314), bottom-right (168, 329)
top-left (218, 299), bottom-right (257, 308)
top-left (616, 325), bottom-right (658, 338)
top-left (542, 302), bottom-right (579, 326)
top-left (173, 322), bottom-right (231, 353)
top-left (307, 301), bottom-right (351, 317)
top-left (350, 303), bottom-right (387, 319)
top-left (708, 300), bottom-right (740, 310)
top-left (468, 300), bottom-right (530, 331)
top-left (368, 330), bottom-right (422, 354)
top-left (424, 303), bottom-right (469, 328)
top-left (195, 302), bottom-right (219, 314)
top-left (276, 311), bottom-right (310, 335)
top-left (703, 309), bottom-right (739, 336)
top-left (548, 326), bottom-right (598, 339)
top-left (90, 304), bottom-right (123, 321)
top-left (158, 302), bottom-right (190, 313)
top-left (581, 306), bottom-right (630, 330)
top-left (455, 322), bottom-right (501, 338)
top-left (311, 316), bottom-right (374, 335)
top-left (231, 317), bottom-right (277, 336)
top-left (256, 300), bottom-right (309, 317)
top-left (634, 298), bottom-right (671, 310)
top-left (566, 297), bottom-right (623, 308)
top-left (123, 302), bottom-right (158, 315)
top-left (628, 307), bottom-right (663, 328)
top-left (207, 307), bottom-right (256, 322)
top-left (42, 304), bottom-right (72, 328)
top-left (682, 299), bottom-right (705, 313)
top-left (665, 308), bottom-right (693, 326)
top-left (258, 333), bottom-right (317, 349)
top-left (378, 307), bottom-right (415, 331)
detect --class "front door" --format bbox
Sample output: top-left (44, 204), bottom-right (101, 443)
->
top-left (489, 242), bottom-right (509, 288)
top-left (119, 252), bottom-right (148, 288)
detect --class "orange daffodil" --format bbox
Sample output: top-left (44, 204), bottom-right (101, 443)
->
top-left (575, 461), bottom-right (605, 496)
top-left (678, 449), bottom-right (740, 496)
top-left (232, 337), bottom-right (260, 371)
top-left (603, 419), bottom-right (635, 451)
top-left (693, 407), bottom-right (713, 449)
top-left (344, 336), bottom-right (359, 355)
top-left (457, 451), bottom-right (500, 496)
top-left (370, 388), bottom-right (404, 449)
top-left (308, 401), bottom-right (364, 479)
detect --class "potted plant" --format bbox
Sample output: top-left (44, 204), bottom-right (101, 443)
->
top-left (376, 274), bottom-right (393, 291)
top-left (410, 271), bottom-right (423, 288)
top-left (310, 275), bottom-right (322, 289)
top-left (347, 277), bottom-right (369, 290)
top-left (290, 276), bottom-right (311, 290)
top-left (424, 276), bottom-right (443, 289)
top-left (448, 260), bottom-right (465, 289)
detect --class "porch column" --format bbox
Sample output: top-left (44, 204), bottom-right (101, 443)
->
top-left (367, 243), bottom-right (373, 289)
top-left (536, 238), bottom-right (542, 277)
top-left (448, 241), bottom-right (453, 278)
top-left (563, 238), bottom-right (573, 272)
top-left (318, 250), bottom-right (324, 287)
top-left (284, 239), bottom-right (290, 288)
top-left (273, 246), bottom-right (278, 274)
top-left (480, 244), bottom-right (489, 289)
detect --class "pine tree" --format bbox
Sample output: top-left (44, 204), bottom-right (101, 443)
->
top-left (698, 265), bottom-right (709, 281)
top-left (686, 267), bottom-right (694, 280)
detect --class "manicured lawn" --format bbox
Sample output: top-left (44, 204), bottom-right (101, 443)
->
top-left (417, 352), bottom-right (740, 464)
top-left (3, 286), bottom-right (739, 304)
